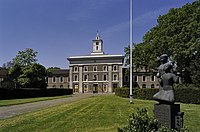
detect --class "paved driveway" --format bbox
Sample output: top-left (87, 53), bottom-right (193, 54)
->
top-left (0, 94), bottom-right (93, 119)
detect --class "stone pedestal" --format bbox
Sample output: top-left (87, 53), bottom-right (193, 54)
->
top-left (154, 103), bottom-right (180, 129)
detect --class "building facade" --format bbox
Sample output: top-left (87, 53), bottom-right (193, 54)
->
top-left (0, 68), bottom-right (8, 88)
top-left (46, 69), bottom-right (69, 89)
top-left (123, 67), bottom-right (160, 88)
top-left (67, 34), bottom-right (124, 93)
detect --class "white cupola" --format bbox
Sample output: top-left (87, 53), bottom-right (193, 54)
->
top-left (91, 32), bottom-right (104, 55)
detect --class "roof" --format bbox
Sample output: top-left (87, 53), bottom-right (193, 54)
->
top-left (48, 69), bottom-right (69, 77)
top-left (0, 68), bottom-right (8, 78)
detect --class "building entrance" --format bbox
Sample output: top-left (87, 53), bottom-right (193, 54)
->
top-left (93, 84), bottom-right (98, 93)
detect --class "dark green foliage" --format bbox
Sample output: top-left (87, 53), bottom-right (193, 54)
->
top-left (118, 108), bottom-right (158, 132)
top-left (115, 88), bottom-right (159, 100)
top-left (124, 1), bottom-right (200, 85)
top-left (115, 87), bottom-right (131, 98)
top-left (118, 108), bottom-right (189, 132)
top-left (134, 88), bottom-right (159, 100)
top-left (13, 48), bottom-right (38, 66)
top-left (175, 87), bottom-right (200, 104)
top-left (0, 78), bottom-right (15, 89)
top-left (7, 48), bottom-right (48, 89)
top-left (0, 88), bottom-right (73, 100)
top-left (9, 63), bottom-right (48, 88)
top-left (115, 87), bottom-right (200, 104)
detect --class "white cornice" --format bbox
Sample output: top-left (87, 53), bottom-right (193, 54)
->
top-left (68, 54), bottom-right (124, 59)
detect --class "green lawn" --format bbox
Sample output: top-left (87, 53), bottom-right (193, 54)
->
top-left (0, 95), bottom-right (71, 107)
top-left (0, 95), bottom-right (199, 132)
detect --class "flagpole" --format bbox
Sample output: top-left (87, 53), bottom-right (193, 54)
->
top-left (130, 0), bottom-right (133, 103)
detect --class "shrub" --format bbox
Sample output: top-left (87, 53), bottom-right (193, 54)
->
top-left (0, 88), bottom-right (73, 100)
top-left (115, 87), bottom-right (200, 104)
top-left (118, 108), bottom-right (189, 132)
top-left (118, 108), bottom-right (158, 132)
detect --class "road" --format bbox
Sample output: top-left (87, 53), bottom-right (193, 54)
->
top-left (0, 94), bottom-right (94, 119)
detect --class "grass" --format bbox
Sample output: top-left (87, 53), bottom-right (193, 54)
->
top-left (0, 95), bottom-right (199, 132)
top-left (0, 95), bottom-right (71, 107)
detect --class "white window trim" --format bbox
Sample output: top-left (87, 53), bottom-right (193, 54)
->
top-left (113, 65), bottom-right (118, 71)
top-left (83, 74), bottom-right (89, 81)
top-left (83, 66), bottom-right (88, 72)
top-left (142, 84), bottom-right (146, 88)
top-left (151, 75), bottom-right (155, 82)
top-left (142, 76), bottom-right (147, 82)
top-left (84, 84), bottom-right (88, 92)
top-left (102, 74), bottom-right (107, 81)
top-left (74, 66), bottom-right (78, 72)
top-left (52, 76), bottom-right (56, 83)
top-left (113, 74), bottom-right (118, 81)
top-left (74, 74), bottom-right (78, 82)
top-left (103, 84), bottom-right (108, 92)
top-left (93, 66), bottom-right (97, 72)
top-left (60, 76), bottom-right (64, 83)
top-left (93, 74), bottom-right (98, 81)
top-left (103, 65), bottom-right (107, 71)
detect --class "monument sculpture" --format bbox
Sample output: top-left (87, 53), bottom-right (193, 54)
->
top-left (153, 54), bottom-right (178, 103)
top-left (153, 54), bottom-right (184, 130)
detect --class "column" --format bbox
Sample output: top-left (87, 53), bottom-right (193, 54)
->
top-left (69, 66), bottom-right (73, 89)
top-left (108, 65), bottom-right (112, 93)
top-left (79, 66), bottom-right (83, 93)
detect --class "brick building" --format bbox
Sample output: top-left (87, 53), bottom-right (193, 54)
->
top-left (67, 33), bottom-right (124, 93)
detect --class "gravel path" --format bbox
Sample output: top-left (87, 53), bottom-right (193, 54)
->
top-left (0, 94), bottom-right (94, 119)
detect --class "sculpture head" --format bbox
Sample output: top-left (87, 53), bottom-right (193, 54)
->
top-left (159, 54), bottom-right (168, 63)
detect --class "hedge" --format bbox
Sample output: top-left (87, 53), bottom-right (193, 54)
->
top-left (0, 88), bottom-right (73, 100)
top-left (115, 87), bottom-right (200, 104)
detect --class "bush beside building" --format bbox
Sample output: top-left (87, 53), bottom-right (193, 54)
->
top-left (115, 87), bottom-right (200, 104)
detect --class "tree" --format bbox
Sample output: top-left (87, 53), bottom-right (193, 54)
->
top-left (13, 48), bottom-right (38, 66)
top-left (124, 1), bottom-right (200, 85)
top-left (2, 61), bottom-right (14, 69)
top-left (8, 48), bottom-right (48, 89)
top-left (17, 63), bottom-right (47, 88)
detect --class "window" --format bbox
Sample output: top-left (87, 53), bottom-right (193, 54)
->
top-left (113, 74), bottom-right (118, 81)
top-left (83, 66), bottom-right (88, 72)
top-left (103, 65), bottom-right (107, 71)
top-left (134, 76), bottom-right (138, 82)
top-left (142, 76), bottom-right (146, 82)
top-left (113, 65), bottom-right (118, 71)
top-left (84, 74), bottom-right (88, 81)
top-left (93, 66), bottom-right (97, 71)
top-left (60, 76), bottom-right (63, 83)
top-left (74, 75), bottom-right (78, 81)
top-left (151, 84), bottom-right (155, 88)
top-left (84, 85), bottom-right (88, 92)
top-left (93, 74), bottom-right (98, 81)
top-left (74, 66), bottom-right (78, 72)
top-left (151, 76), bottom-right (155, 81)
top-left (103, 85), bottom-right (107, 92)
top-left (103, 74), bottom-right (107, 81)
top-left (52, 76), bottom-right (56, 83)
top-left (142, 84), bottom-right (146, 88)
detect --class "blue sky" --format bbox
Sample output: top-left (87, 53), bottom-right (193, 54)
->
top-left (0, 0), bottom-right (196, 68)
